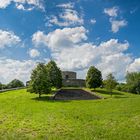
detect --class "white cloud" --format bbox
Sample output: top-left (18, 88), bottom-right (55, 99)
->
top-left (110, 19), bottom-right (127, 33)
top-left (127, 58), bottom-right (140, 72)
top-left (32, 30), bottom-right (48, 46)
top-left (0, 58), bottom-right (36, 84)
top-left (0, 0), bottom-right (11, 8)
top-left (0, 0), bottom-right (44, 11)
top-left (32, 26), bottom-right (87, 50)
top-left (97, 53), bottom-right (132, 81)
top-left (47, 15), bottom-right (70, 27)
top-left (60, 9), bottom-right (83, 24)
top-left (0, 30), bottom-right (21, 49)
top-left (29, 49), bottom-right (40, 58)
top-left (90, 18), bottom-right (96, 24)
top-left (57, 2), bottom-right (74, 9)
top-left (32, 27), bottom-right (133, 81)
top-left (48, 9), bottom-right (84, 27)
top-left (16, 3), bottom-right (33, 11)
top-left (99, 39), bottom-right (129, 54)
top-left (52, 43), bottom-right (96, 71)
top-left (47, 2), bottom-right (83, 27)
top-left (104, 7), bottom-right (118, 17)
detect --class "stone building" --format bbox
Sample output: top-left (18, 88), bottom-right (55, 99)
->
top-left (62, 71), bottom-right (85, 87)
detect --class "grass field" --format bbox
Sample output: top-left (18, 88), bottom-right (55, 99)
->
top-left (0, 89), bottom-right (140, 140)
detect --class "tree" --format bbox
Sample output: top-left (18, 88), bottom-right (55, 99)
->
top-left (28, 63), bottom-right (51, 98)
top-left (7, 79), bottom-right (24, 88)
top-left (0, 82), bottom-right (2, 90)
top-left (126, 72), bottom-right (140, 94)
top-left (46, 60), bottom-right (62, 88)
top-left (105, 73), bottom-right (117, 96)
top-left (86, 66), bottom-right (102, 89)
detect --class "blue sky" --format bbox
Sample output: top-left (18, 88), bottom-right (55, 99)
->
top-left (0, 0), bottom-right (140, 83)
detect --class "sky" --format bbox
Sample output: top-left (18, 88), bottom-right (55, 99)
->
top-left (0, 0), bottom-right (140, 84)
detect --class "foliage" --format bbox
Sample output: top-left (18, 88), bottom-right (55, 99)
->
top-left (1, 84), bottom-right (8, 89)
top-left (46, 60), bottom-right (62, 88)
top-left (0, 82), bottom-right (2, 90)
top-left (28, 63), bottom-right (51, 98)
top-left (115, 83), bottom-right (127, 91)
top-left (126, 72), bottom-right (140, 94)
top-left (0, 89), bottom-right (140, 139)
top-left (86, 66), bottom-right (102, 89)
top-left (104, 73), bottom-right (117, 96)
top-left (7, 79), bottom-right (24, 88)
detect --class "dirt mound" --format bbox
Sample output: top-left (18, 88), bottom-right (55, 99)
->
top-left (54, 89), bottom-right (101, 100)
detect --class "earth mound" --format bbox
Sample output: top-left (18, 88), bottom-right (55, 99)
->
top-left (54, 89), bottom-right (101, 100)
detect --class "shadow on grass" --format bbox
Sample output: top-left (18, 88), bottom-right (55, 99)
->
top-left (31, 96), bottom-right (71, 103)
top-left (91, 89), bottom-right (124, 96)
top-left (113, 96), bottom-right (128, 99)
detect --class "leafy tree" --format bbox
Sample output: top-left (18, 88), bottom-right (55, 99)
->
top-left (46, 60), bottom-right (62, 88)
top-left (0, 82), bottom-right (2, 90)
top-left (105, 73), bottom-right (117, 96)
top-left (86, 66), bottom-right (102, 89)
top-left (7, 79), bottom-right (24, 88)
top-left (126, 72), bottom-right (140, 94)
top-left (28, 63), bottom-right (51, 98)
top-left (2, 84), bottom-right (8, 89)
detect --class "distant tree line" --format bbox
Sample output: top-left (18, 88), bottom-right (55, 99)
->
top-left (1, 61), bottom-right (140, 97)
top-left (2, 60), bottom-right (138, 97)
top-left (116, 72), bottom-right (140, 94)
top-left (86, 66), bottom-right (140, 95)
top-left (0, 79), bottom-right (24, 90)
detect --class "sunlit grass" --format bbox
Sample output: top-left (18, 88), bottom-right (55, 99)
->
top-left (0, 89), bottom-right (140, 139)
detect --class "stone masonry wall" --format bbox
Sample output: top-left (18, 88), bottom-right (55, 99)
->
top-left (62, 79), bottom-right (85, 87)
top-left (62, 71), bottom-right (76, 79)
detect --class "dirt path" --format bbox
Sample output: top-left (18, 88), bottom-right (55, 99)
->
top-left (54, 89), bottom-right (101, 100)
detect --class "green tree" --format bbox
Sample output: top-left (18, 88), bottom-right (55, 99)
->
top-left (46, 60), bottom-right (62, 88)
top-left (28, 63), bottom-right (51, 98)
top-left (7, 79), bottom-right (24, 88)
top-left (86, 66), bottom-right (102, 89)
top-left (105, 73), bottom-right (117, 96)
top-left (126, 72), bottom-right (140, 94)
top-left (0, 82), bottom-right (2, 90)
top-left (1, 84), bottom-right (8, 89)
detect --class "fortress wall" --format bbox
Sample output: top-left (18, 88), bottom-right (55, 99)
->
top-left (62, 71), bottom-right (76, 79)
top-left (62, 79), bottom-right (85, 87)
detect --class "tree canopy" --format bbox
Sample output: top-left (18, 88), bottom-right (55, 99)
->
top-left (28, 63), bottom-right (51, 98)
top-left (105, 73), bottom-right (117, 96)
top-left (86, 66), bottom-right (102, 89)
top-left (46, 60), bottom-right (62, 88)
top-left (7, 79), bottom-right (24, 88)
top-left (0, 82), bottom-right (2, 90)
top-left (126, 72), bottom-right (140, 94)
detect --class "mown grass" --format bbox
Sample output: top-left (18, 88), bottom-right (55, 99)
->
top-left (0, 89), bottom-right (140, 140)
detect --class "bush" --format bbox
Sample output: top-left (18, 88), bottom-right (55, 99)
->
top-left (115, 83), bottom-right (129, 92)
top-left (7, 79), bottom-right (24, 88)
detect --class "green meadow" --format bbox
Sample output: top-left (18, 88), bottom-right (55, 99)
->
top-left (0, 89), bottom-right (140, 140)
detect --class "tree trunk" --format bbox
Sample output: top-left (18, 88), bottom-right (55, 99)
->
top-left (111, 91), bottom-right (112, 97)
top-left (39, 93), bottom-right (41, 98)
